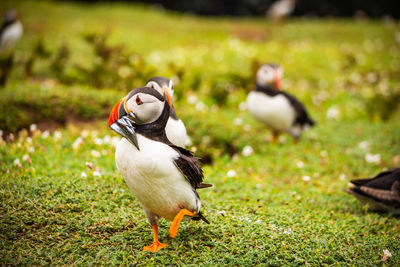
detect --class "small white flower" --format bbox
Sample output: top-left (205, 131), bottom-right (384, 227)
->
top-left (26, 137), bottom-right (32, 143)
top-left (339, 174), bottom-right (347, 180)
top-left (81, 172), bottom-right (87, 178)
top-left (227, 170), bottom-right (237, 177)
top-left (326, 106), bottom-right (340, 119)
top-left (41, 131), bottom-right (50, 139)
top-left (365, 153), bottom-right (381, 164)
top-left (93, 138), bottom-right (103, 145)
top-left (53, 131), bottom-right (62, 141)
top-left (320, 150), bottom-right (328, 157)
top-left (72, 137), bottom-right (84, 150)
top-left (120, 189), bottom-right (125, 193)
top-left (283, 229), bottom-right (293, 235)
top-left (383, 249), bottom-right (392, 258)
top-left (28, 146), bottom-right (35, 153)
top-left (29, 124), bottom-right (37, 132)
top-left (103, 135), bottom-right (111, 144)
top-left (242, 145), bottom-right (254, 157)
top-left (187, 95), bottom-right (197, 104)
top-left (302, 175), bottom-right (311, 182)
top-left (195, 101), bottom-right (206, 111)
top-left (296, 161), bottom-right (304, 168)
top-left (243, 124), bottom-right (251, 131)
top-left (81, 130), bottom-right (89, 138)
top-left (13, 158), bottom-right (21, 167)
top-left (91, 150), bottom-right (101, 158)
top-left (233, 117), bottom-right (243, 126)
top-left (22, 154), bottom-right (30, 161)
top-left (254, 220), bottom-right (262, 224)
top-left (239, 102), bottom-right (247, 111)
top-left (358, 141), bottom-right (370, 151)
top-left (93, 169), bottom-right (102, 177)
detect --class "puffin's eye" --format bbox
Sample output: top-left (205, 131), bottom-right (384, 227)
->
top-left (136, 96), bottom-right (143, 105)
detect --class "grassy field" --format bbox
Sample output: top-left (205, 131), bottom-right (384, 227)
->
top-left (1, 0), bottom-right (400, 265)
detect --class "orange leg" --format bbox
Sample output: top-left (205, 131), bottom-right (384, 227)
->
top-left (169, 209), bottom-right (196, 238)
top-left (143, 225), bottom-right (168, 252)
top-left (271, 131), bottom-right (280, 143)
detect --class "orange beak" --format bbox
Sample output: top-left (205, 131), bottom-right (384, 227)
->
top-left (275, 71), bottom-right (281, 90)
top-left (162, 86), bottom-right (172, 107)
top-left (108, 98), bottom-right (127, 127)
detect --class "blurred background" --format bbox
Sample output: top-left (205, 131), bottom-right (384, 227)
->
top-left (1, 1), bottom-right (400, 265)
top-left (65, 0), bottom-right (400, 18)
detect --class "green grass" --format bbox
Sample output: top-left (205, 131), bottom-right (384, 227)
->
top-left (1, 0), bottom-right (400, 265)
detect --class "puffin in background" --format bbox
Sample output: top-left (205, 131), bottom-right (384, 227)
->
top-left (0, 10), bottom-right (23, 86)
top-left (266, 0), bottom-right (296, 21)
top-left (146, 76), bottom-right (191, 148)
top-left (246, 63), bottom-right (315, 142)
top-left (346, 168), bottom-right (400, 215)
top-left (108, 86), bottom-right (212, 252)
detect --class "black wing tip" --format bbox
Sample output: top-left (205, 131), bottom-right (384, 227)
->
top-left (199, 212), bottom-right (210, 224)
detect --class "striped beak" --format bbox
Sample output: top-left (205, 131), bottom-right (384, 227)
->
top-left (108, 98), bottom-right (140, 150)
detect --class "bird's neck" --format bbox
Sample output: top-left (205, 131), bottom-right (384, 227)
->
top-left (255, 83), bottom-right (280, 96)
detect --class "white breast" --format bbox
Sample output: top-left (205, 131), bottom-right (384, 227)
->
top-left (115, 135), bottom-right (198, 221)
top-left (165, 118), bottom-right (191, 147)
top-left (0, 22), bottom-right (23, 53)
top-left (247, 91), bottom-right (295, 132)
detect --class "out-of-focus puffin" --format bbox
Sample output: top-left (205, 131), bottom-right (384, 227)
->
top-left (146, 76), bottom-right (191, 148)
top-left (108, 86), bottom-right (212, 252)
top-left (246, 63), bottom-right (315, 142)
top-left (346, 168), bottom-right (400, 215)
top-left (0, 10), bottom-right (23, 86)
top-left (266, 0), bottom-right (296, 21)
top-left (0, 10), bottom-right (23, 54)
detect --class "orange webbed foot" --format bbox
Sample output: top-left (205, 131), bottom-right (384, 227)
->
top-left (169, 209), bottom-right (196, 238)
top-left (142, 224), bottom-right (168, 253)
top-left (143, 240), bottom-right (168, 253)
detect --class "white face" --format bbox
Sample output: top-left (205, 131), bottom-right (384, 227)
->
top-left (256, 65), bottom-right (283, 87)
top-left (125, 93), bottom-right (164, 124)
top-left (146, 80), bottom-right (174, 98)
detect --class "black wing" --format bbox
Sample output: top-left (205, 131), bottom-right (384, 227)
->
top-left (171, 145), bottom-right (204, 189)
top-left (350, 168), bottom-right (400, 189)
top-left (281, 91), bottom-right (315, 126)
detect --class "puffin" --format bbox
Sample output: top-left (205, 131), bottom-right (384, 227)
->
top-left (108, 86), bottom-right (212, 252)
top-left (266, 0), bottom-right (296, 21)
top-left (145, 76), bottom-right (191, 148)
top-left (346, 168), bottom-right (400, 215)
top-left (0, 10), bottom-right (23, 86)
top-left (246, 63), bottom-right (315, 142)
top-left (0, 10), bottom-right (23, 54)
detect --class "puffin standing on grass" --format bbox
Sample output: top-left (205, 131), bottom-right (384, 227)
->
top-left (108, 86), bottom-right (212, 252)
top-left (246, 63), bottom-right (315, 142)
top-left (146, 76), bottom-right (191, 148)
top-left (346, 168), bottom-right (400, 215)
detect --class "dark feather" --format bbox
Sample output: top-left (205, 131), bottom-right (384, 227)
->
top-left (350, 168), bottom-right (400, 189)
top-left (171, 144), bottom-right (204, 189)
top-left (347, 168), bottom-right (400, 211)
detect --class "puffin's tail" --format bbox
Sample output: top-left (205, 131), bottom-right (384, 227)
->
top-left (192, 211), bottom-right (210, 224)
